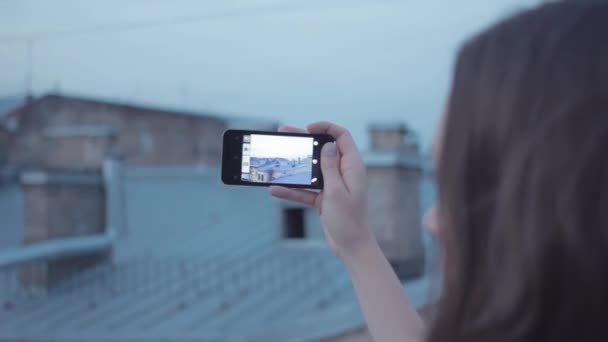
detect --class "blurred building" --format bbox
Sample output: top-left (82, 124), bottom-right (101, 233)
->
top-left (0, 96), bottom-right (430, 341)
top-left (1, 94), bottom-right (230, 169)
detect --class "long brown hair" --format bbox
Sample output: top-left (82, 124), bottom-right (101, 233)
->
top-left (430, 2), bottom-right (608, 342)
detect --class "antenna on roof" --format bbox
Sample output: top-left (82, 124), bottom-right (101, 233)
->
top-left (25, 39), bottom-right (34, 103)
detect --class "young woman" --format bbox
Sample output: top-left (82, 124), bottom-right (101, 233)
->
top-left (271, 2), bottom-right (608, 341)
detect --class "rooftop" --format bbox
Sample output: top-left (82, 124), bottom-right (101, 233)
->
top-left (0, 166), bottom-right (433, 341)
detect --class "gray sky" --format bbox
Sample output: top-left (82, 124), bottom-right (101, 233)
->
top-left (0, 0), bottom-right (537, 149)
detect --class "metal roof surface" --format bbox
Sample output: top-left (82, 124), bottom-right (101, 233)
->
top-left (0, 167), bottom-right (433, 341)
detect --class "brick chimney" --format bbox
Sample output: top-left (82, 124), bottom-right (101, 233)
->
top-left (18, 129), bottom-right (120, 288)
top-left (364, 122), bottom-right (425, 280)
top-left (369, 122), bottom-right (418, 153)
top-left (19, 170), bottom-right (109, 288)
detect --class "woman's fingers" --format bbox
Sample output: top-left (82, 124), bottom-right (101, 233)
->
top-left (307, 121), bottom-right (359, 156)
top-left (307, 121), bottom-right (366, 194)
top-left (278, 125), bottom-right (308, 134)
top-left (319, 142), bottom-right (346, 192)
top-left (269, 186), bottom-right (319, 208)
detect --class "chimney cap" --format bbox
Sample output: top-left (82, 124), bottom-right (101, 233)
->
top-left (368, 121), bottom-right (409, 132)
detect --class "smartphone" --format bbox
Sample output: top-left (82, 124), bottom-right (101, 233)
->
top-left (222, 129), bottom-right (334, 189)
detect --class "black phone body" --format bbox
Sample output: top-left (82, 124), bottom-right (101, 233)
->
top-left (222, 129), bottom-right (334, 189)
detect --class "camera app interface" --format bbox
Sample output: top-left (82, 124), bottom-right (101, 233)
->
top-left (241, 134), bottom-right (318, 185)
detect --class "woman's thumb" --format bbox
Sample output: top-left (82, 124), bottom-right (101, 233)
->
top-left (321, 142), bottom-right (341, 187)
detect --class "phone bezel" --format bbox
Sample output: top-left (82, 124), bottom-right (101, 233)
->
top-left (221, 129), bottom-right (333, 189)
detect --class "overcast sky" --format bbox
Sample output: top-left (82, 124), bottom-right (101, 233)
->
top-left (0, 0), bottom-right (537, 149)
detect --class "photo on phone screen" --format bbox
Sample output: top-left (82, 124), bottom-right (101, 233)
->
top-left (241, 134), bottom-right (314, 185)
top-left (222, 130), bottom-right (333, 189)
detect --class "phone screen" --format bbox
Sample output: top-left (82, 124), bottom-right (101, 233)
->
top-left (240, 134), bottom-right (318, 186)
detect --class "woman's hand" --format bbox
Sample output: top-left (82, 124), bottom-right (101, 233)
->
top-left (272, 122), bottom-right (425, 342)
top-left (269, 121), bottom-right (376, 261)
